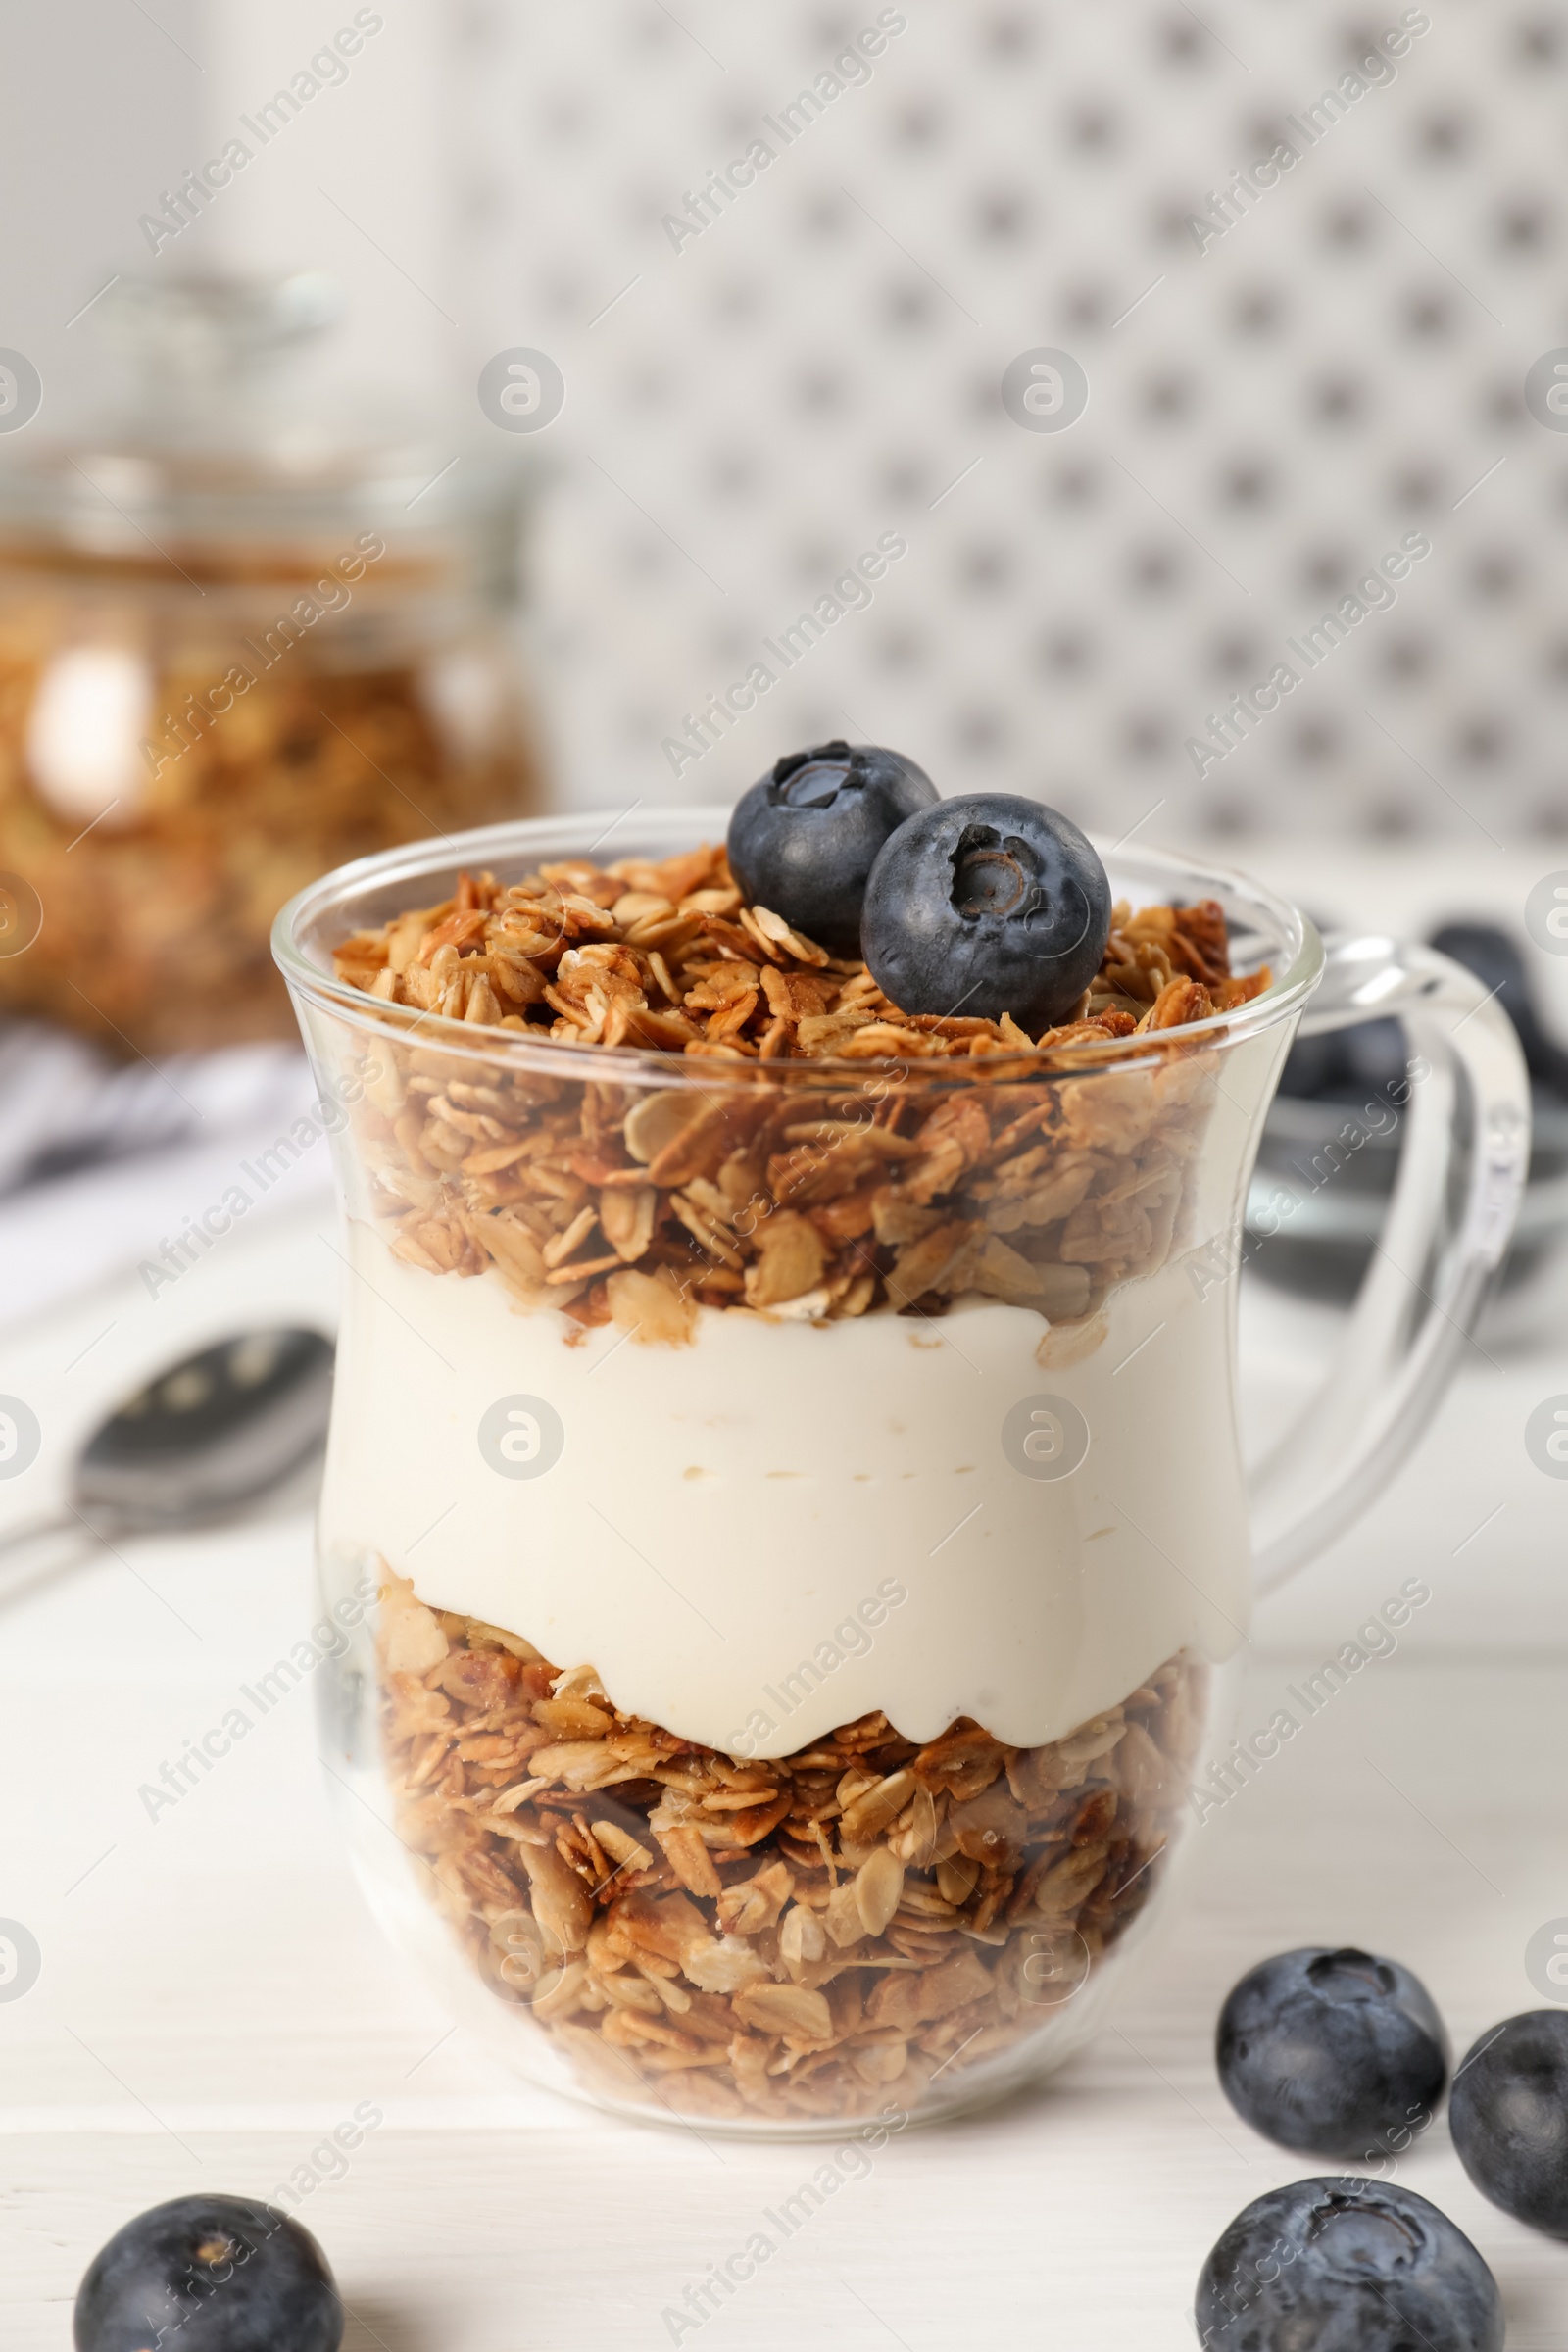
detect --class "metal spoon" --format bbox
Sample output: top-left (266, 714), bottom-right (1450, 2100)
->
top-left (0, 1328), bottom-right (334, 1606)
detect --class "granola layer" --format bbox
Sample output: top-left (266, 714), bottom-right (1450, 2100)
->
top-left (334, 846), bottom-right (1266, 1059)
top-left (379, 1574), bottom-right (1208, 2124)
top-left (326, 850), bottom-right (1269, 1331)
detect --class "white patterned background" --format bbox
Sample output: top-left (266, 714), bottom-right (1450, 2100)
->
top-left (432, 0), bottom-right (1568, 850)
top-left (9, 0), bottom-right (1568, 848)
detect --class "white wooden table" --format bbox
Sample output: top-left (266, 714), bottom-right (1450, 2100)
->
top-left (4, 1223), bottom-right (1568, 2349)
top-left (6, 836), bottom-right (1568, 2348)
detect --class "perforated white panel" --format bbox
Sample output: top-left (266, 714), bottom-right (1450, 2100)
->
top-left (444, 1), bottom-right (1566, 846)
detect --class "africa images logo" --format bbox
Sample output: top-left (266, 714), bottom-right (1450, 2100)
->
top-left (478, 1395), bottom-right (566, 1479)
top-left (0, 1920), bottom-right (41, 2002)
top-left (1002, 1394), bottom-right (1090, 1481)
top-left (1525, 1396), bottom-right (1568, 1479)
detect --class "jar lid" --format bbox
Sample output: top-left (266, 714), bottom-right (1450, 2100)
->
top-left (0, 270), bottom-right (532, 568)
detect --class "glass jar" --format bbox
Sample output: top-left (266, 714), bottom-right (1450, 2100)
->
top-left (0, 272), bottom-right (543, 1054)
top-left (275, 812), bottom-right (1526, 2135)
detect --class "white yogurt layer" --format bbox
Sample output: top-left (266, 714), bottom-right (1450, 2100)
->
top-left (319, 1222), bottom-right (1250, 1756)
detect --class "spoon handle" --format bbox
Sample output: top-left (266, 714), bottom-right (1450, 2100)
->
top-left (0, 1516), bottom-right (97, 1607)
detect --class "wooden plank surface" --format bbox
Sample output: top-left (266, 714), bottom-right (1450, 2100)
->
top-left (4, 1489), bottom-right (1566, 2348)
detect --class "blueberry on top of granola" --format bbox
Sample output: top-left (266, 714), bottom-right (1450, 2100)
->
top-left (332, 817), bottom-right (1267, 1059)
top-left (726, 738), bottom-right (936, 956)
top-left (862, 792), bottom-right (1112, 1031)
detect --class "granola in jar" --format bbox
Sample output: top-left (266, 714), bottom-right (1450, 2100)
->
top-left (0, 270), bottom-right (541, 1054)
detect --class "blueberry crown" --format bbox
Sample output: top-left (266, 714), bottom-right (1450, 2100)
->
top-left (771, 738), bottom-right (853, 787)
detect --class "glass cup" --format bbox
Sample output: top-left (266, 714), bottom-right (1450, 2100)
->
top-left (274, 811), bottom-right (1528, 2135)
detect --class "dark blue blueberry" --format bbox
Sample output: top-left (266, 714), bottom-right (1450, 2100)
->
top-left (1450, 2007), bottom-right (1568, 2237)
top-left (861, 793), bottom-right (1111, 1032)
top-left (1196, 2178), bottom-right (1504, 2352)
top-left (1216, 1946), bottom-right (1449, 2158)
top-left (74, 2194), bottom-right (342, 2352)
top-left (725, 739), bottom-right (937, 955)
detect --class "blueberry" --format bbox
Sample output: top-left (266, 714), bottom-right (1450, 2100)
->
top-left (74, 2194), bottom-right (342, 2352)
top-left (1196, 2178), bottom-right (1504, 2352)
top-left (725, 739), bottom-right (937, 955)
top-left (860, 793), bottom-right (1111, 1031)
top-left (1450, 2007), bottom-right (1568, 2236)
top-left (1216, 1946), bottom-right (1448, 2158)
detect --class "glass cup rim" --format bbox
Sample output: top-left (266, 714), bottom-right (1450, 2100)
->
top-left (271, 807), bottom-right (1325, 1086)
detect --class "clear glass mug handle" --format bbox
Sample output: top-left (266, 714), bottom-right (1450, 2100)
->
top-left (1249, 933), bottom-right (1531, 1594)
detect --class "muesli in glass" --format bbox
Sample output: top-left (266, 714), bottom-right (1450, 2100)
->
top-left (276, 808), bottom-right (1525, 2132)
